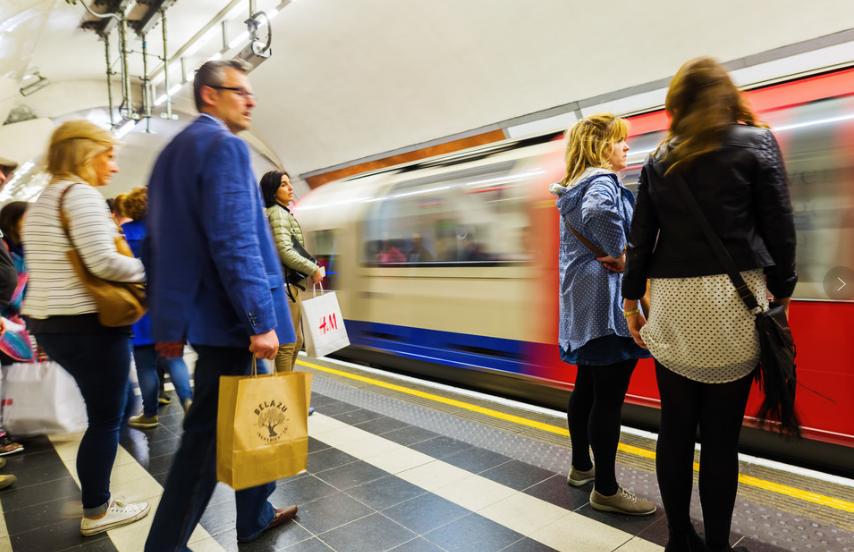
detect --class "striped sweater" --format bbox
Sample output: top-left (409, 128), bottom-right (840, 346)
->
top-left (22, 180), bottom-right (145, 319)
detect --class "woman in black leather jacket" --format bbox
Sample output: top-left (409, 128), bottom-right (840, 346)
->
top-left (622, 58), bottom-right (797, 552)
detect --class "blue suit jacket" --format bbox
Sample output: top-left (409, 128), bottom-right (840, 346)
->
top-left (145, 115), bottom-right (295, 348)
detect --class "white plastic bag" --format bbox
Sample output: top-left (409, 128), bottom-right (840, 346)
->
top-left (301, 286), bottom-right (350, 358)
top-left (2, 362), bottom-right (88, 436)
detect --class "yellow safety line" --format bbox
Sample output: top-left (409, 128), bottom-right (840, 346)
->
top-left (298, 359), bottom-right (854, 513)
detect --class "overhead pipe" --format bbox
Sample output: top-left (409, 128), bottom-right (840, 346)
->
top-left (117, 16), bottom-right (133, 120)
top-left (160, 8), bottom-right (173, 119)
top-left (141, 34), bottom-right (151, 132)
top-left (102, 32), bottom-right (116, 128)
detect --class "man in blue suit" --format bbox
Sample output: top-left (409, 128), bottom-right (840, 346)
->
top-left (144, 59), bottom-right (298, 551)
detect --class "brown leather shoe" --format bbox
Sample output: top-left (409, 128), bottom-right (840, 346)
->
top-left (237, 505), bottom-right (298, 543)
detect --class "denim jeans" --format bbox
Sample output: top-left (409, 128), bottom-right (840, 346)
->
top-left (132, 345), bottom-right (193, 416)
top-left (37, 332), bottom-right (132, 515)
top-left (144, 346), bottom-right (275, 551)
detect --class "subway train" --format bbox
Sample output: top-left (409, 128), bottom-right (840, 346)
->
top-left (296, 66), bottom-right (854, 476)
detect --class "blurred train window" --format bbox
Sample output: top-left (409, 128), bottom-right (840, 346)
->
top-left (762, 95), bottom-right (854, 298)
top-left (624, 132), bottom-right (664, 192)
top-left (623, 95), bottom-right (854, 301)
top-left (362, 164), bottom-right (534, 266)
top-left (308, 229), bottom-right (338, 289)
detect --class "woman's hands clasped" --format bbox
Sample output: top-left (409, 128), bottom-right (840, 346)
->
top-left (596, 253), bottom-right (626, 273)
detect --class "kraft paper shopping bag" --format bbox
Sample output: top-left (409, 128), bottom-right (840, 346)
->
top-left (217, 363), bottom-right (311, 490)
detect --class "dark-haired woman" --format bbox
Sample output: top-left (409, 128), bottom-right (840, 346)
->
top-left (623, 57), bottom-right (797, 552)
top-left (259, 171), bottom-right (321, 372)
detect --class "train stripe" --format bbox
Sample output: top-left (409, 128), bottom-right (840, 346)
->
top-left (298, 358), bottom-right (854, 514)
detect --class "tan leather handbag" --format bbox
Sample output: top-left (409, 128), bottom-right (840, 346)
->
top-left (58, 184), bottom-right (146, 327)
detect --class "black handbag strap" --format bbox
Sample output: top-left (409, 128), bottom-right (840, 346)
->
top-left (671, 172), bottom-right (762, 313)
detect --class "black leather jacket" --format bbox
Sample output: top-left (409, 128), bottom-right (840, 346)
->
top-left (623, 124), bottom-right (797, 300)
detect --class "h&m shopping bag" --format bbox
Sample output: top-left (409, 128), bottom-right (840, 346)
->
top-left (2, 361), bottom-right (88, 436)
top-left (301, 285), bottom-right (350, 358)
top-left (217, 362), bottom-right (311, 490)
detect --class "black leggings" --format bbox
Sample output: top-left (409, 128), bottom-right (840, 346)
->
top-left (567, 359), bottom-right (636, 495)
top-left (655, 361), bottom-right (753, 551)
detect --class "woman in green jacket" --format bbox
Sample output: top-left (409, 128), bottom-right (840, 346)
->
top-left (260, 170), bottom-right (323, 371)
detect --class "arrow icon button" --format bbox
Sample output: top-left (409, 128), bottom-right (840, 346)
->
top-left (824, 267), bottom-right (854, 300)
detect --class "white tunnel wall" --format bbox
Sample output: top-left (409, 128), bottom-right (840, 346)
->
top-left (248, 0), bottom-right (854, 177)
top-left (2, 0), bottom-right (854, 201)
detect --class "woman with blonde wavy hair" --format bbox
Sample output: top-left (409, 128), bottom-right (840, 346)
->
top-left (549, 114), bottom-right (655, 516)
top-left (623, 58), bottom-right (796, 552)
top-left (22, 120), bottom-right (150, 536)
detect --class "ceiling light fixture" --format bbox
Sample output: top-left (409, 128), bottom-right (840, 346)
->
top-left (224, 1), bottom-right (247, 22)
top-left (184, 27), bottom-right (219, 57)
top-left (228, 31), bottom-right (249, 49)
top-left (114, 119), bottom-right (137, 140)
top-left (19, 72), bottom-right (49, 96)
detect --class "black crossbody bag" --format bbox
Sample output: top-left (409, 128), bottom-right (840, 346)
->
top-left (673, 174), bottom-right (800, 436)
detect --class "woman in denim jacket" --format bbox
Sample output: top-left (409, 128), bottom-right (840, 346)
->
top-left (550, 114), bottom-right (654, 516)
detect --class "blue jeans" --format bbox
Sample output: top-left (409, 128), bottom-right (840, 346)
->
top-left (133, 345), bottom-right (193, 416)
top-left (37, 332), bottom-right (132, 515)
top-left (144, 346), bottom-right (275, 551)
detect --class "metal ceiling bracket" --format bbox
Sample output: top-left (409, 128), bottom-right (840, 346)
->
top-left (117, 15), bottom-right (134, 121)
top-left (247, 11), bottom-right (272, 58)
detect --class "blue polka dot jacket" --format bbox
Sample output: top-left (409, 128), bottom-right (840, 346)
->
top-left (549, 168), bottom-right (637, 353)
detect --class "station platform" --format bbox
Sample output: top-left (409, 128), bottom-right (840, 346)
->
top-left (0, 354), bottom-right (852, 552)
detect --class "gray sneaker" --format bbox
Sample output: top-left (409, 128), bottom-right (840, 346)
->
top-left (567, 466), bottom-right (595, 487)
top-left (590, 487), bottom-right (656, 516)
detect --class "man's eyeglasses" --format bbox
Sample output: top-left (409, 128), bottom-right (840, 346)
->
top-left (210, 85), bottom-right (255, 100)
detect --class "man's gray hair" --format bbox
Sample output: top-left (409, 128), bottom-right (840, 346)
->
top-left (193, 59), bottom-right (252, 112)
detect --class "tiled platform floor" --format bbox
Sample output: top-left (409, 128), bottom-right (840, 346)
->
top-left (0, 357), bottom-right (851, 552)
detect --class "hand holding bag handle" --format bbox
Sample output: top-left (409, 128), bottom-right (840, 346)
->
top-left (671, 171), bottom-right (800, 436)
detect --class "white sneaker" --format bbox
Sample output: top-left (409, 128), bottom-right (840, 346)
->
top-left (80, 499), bottom-right (150, 536)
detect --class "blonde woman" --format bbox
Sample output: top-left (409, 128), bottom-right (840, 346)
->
top-left (549, 114), bottom-right (655, 516)
top-left (623, 58), bottom-right (796, 552)
top-left (22, 120), bottom-right (149, 536)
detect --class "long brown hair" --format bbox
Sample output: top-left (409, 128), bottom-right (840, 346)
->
top-left (659, 57), bottom-right (764, 174)
top-left (561, 113), bottom-right (629, 186)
